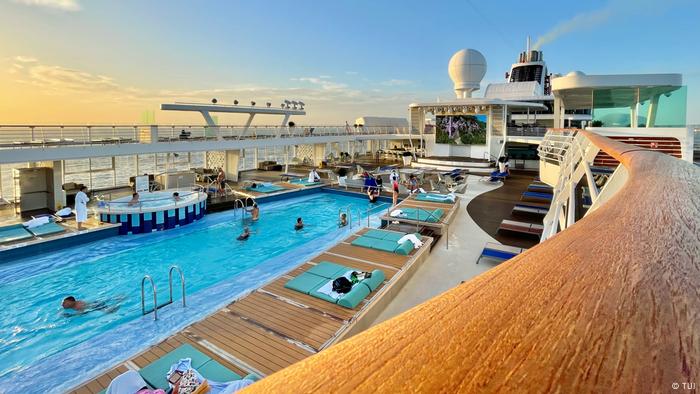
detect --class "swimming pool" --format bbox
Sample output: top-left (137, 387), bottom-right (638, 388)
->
top-left (0, 191), bottom-right (389, 391)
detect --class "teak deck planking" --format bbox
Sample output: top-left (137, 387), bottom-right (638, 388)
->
top-left (69, 227), bottom-right (430, 393)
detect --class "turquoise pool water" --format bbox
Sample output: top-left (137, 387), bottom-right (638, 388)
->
top-left (105, 190), bottom-right (200, 208)
top-left (0, 191), bottom-right (389, 385)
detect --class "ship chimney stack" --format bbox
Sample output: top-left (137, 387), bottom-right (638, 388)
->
top-left (527, 35), bottom-right (531, 53)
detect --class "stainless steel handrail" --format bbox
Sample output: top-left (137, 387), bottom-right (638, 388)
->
top-left (141, 275), bottom-right (158, 320)
top-left (168, 265), bottom-right (186, 307)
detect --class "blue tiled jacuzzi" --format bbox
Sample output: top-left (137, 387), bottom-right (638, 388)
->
top-left (97, 191), bottom-right (208, 235)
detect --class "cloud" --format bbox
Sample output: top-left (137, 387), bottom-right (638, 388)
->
top-left (292, 76), bottom-right (348, 91)
top-left (14, 56), bottom-right (38, 63)
top-left (11, 0), bottom-right (80, 11)
top-left (381, 79), bottom-right (413, 87)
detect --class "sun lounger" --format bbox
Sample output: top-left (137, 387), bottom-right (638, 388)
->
top-left (138, 344), bottom-right (258, 390)
top-left (284, 261), bottom-right (385, 308)
top-left (512, 203), bottom-right (549, 217)
top-left (521, 191), bottom-right (553, 203)
top-left (351, 234), bottom-right (415, 255)
top-left (414, 193), bottom-right (456, 203)
top-left (478, 242), bottom-right (527, 264)
top-left (0, 224), bottom-right (33, 244)
top-left (498, 219), bottom-right (543, 237)
top-left (527, 184), bottom-right (553, 193)
top-left (343, 177), bottom-right (366, 189)
top-left (26, 222), bottom-right (65, 237)
top-left (287, 178), bottom-right (321, 187)
top-left (391, 207), bottom-right (444, 223)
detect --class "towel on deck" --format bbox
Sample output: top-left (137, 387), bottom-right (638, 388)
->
top-left (389, 209), bottom-right (403, 218)
top-left (23, 216), bottom-right (50, 229)
top-left (56, 207), bottom-right (73, 217)
top-left (398, 233), bottom-right (423, 249)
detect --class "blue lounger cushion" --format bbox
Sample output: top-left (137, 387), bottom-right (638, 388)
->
top-left (522, 192), bottom-right (553, 200)
top-left (482, 248), bottom-right (518, 261)
top-left (394, 240), bottom-right (414, 255)
top-left (351, 236), bottom-right (377, 248)
top-left (197, 359), bottom-right (243, 382)
top-left (284, 272), bottom-right (328, 294)
top-left (363, 229), bottom-right (392, 239)
top-left (415, 194), bottom-right (455, 203)
top-left (0, 224), bottom-right (32, 243)
top-left (27, 222), bottom-right (65, 236)
top-left (400, 208), bottom-right (444, 222)
top-left (368, 238), bottom-right (401, 253)
top-left (379, 231), bottom-right (406, 242)
top-left (307, 261), bottom-right (348, 279)
top-left (139, 344), bottom-right (211, 389)
top-left (336, 283), bottom-right (371, 309)
top-left (360, 269), bottom-right (385, 291)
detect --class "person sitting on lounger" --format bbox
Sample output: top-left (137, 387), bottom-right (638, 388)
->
top-left (339, 213), bottom-right (348, 227)
top-left (308, 168), bottom-right (320, 183)
top-left (127, 193), bottom-right (140, 206)
top-left (294, 217), bottom-right (304, 230)
top-left (61, 295), bottom-right (122, 316)
top-left (237, 226), bottom-right (251, 241)
top-left (407, 174), bottom-right (418, 194)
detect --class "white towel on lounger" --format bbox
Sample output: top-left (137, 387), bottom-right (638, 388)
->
top-left (390, 209), bottom-right (403, 217)
top-left (23, 216), bottom-right (49, 229)
top-left (398, 233), bottom-right (423, 249)
top-left (316, 271), bottom-right (353, 299)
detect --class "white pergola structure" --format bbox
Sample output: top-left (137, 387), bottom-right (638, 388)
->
top-left (160, 102), bottom-right (306, 135)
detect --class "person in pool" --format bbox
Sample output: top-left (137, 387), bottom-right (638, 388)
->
top-left (172, 192), bottom-right (180, 202)
top-left (127, 192), bottom-right (140, 206)
top-left (237, 226), bottom-right (251, 241)
top-left (61, 296), bottom-right (122, 316)
top-left (294, 217), bottom-right (304, 230)
top-left (339, 213), bottom-right (348, 227)
top-left (367, 187), bottom-right (380, 203)
top-left (249, 203), bottom-right (259, 221)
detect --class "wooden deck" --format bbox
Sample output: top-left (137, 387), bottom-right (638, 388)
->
top-left (69, 227), bottom-right (433, 393)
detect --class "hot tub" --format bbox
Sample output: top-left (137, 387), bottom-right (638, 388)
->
top-left (96, 191), bottom-right (208, 234)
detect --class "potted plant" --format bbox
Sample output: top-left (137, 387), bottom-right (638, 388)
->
top-left (401, 151), bottom-right (413, 166)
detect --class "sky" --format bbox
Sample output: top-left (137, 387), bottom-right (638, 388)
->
top-left (0, 0), bottom-right (698, 125)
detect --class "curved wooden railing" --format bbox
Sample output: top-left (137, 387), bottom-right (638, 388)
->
top-left (243, 131), bottom-right (700, 393)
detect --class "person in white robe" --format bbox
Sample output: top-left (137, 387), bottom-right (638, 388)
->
top-left (75, 186), bottom-right (89, 230)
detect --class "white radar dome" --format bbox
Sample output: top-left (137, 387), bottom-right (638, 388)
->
top-left (448, 49), bottom-right (487, 99)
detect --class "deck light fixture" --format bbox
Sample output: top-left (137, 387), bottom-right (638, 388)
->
top-left (233, 100), bottom-right (239, 105)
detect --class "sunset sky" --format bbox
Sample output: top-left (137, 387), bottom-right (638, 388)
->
top-left (0, 0), bottom-right (698, 125)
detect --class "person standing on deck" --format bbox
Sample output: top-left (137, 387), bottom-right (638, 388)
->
top-left (216, 167), bottom-right (226, 196)
top-left (75, 186), bottom-right (89, 230)
top-left (392, 179), bottom-right (399, 206)
top-left (308, 167), bottom-right (320, 183)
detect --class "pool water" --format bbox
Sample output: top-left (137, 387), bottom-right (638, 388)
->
top-left (0, 192), bottom-right (389, 381)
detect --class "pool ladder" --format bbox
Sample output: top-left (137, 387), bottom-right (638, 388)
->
top-left (233, 197), bottom-right (256, 220)
top-left (338, 205), bottom-right (362, 228)
top-left (141, 265), bottom-right (186, 321)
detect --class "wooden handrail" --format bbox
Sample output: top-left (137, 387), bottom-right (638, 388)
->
top-left (243, 131), bottom-right (700, 393)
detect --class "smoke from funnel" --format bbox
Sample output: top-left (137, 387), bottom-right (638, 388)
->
top-left (533, 5), bottom-right (614, 50)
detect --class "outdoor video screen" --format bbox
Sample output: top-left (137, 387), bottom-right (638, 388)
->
top-left (435, 114), bottom-right (487, 145)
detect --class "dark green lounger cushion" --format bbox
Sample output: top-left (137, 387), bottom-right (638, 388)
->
top-left (27, 222), bottom-right (65, 236)
top-left (306, 261), bottom-right (348, 279)
top-left (380, 231), bottom-right (405, 242)
top-left (197, 359), bottom-right (243, 382)
top-left (0, 224), bottom-right (32, 243)
top-left (369, 238), bottom-right (401, 253)
top-left (361, 269), bottom-right (385, 291)
top-left (415, 194), bottom-right (455, 203)
top-left (139, 344), bottom-right (211, 389)
top-left (394, 240), bottom-right (414, 256)
top-left (337, 282), bottom-right (371, 308)
top-left (350, 236), bottom-right (377, 248)
top-left (284, 272), bottom-right (328, 294)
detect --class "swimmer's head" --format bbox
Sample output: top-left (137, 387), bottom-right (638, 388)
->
top-left (62, 296), bottom-right (76, 309)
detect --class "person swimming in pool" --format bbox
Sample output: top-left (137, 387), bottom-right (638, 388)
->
top-left (249, 203), bottom-right (259, 221)
top-left (339, 213), bottom-right (348, 227)
top-left (237, 226), bottom-right (251, 241)
top-left (127, 192), bottom-right (140, 206)
top-left (61, 295), bottom-right (122, 316)
top-left (172, 192), bottom-right (180, 202)
top-left (294, 217), bottom-right (304, 230)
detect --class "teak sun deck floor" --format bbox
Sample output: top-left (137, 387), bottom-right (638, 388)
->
top-left (70, 227), bottom-right (432, 394)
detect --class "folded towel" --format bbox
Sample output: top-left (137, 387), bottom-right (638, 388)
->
top-left (389, 209), bottom-right (403, 217)
top-left (23, 216), bottom-right (50, 229)
top-left (56, 207), bottom-right (72, 217)
top-left (418, 187), bottom-right (426, 193)
top-left (398, 234), bottom-right (423, 249)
